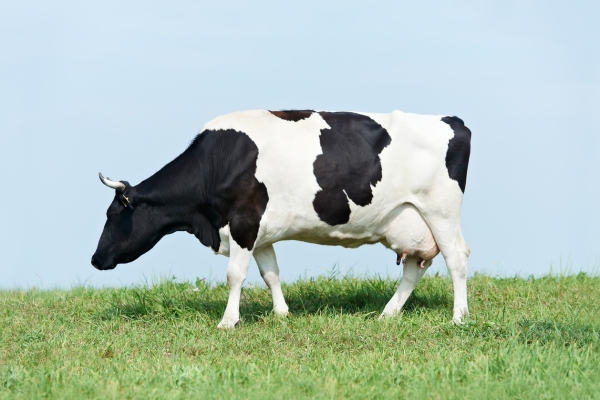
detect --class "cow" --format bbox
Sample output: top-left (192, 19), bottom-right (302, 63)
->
top-left (91, 110), bottom-right (471, 328)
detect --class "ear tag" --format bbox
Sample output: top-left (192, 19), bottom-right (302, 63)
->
top-left (121, 195), bottom-right (134, 210)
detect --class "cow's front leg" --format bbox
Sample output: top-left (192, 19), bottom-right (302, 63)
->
top-left (254, 244), bottom-right (289, 316)
top-left (217, 240), bottom-right (253, 329)
top-left (380, 257), bottom-right (430, 319)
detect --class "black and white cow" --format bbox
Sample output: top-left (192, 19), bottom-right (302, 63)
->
top-left (92, 110), bottom-right (471, 328)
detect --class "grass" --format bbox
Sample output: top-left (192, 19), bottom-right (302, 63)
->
top-left (1, 272), bottom-right (600, 399)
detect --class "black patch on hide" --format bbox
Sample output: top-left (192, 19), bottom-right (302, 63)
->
top-left (270, 110), bottom-right (314, 122)
top-left (312, 112), bottom-right (391, 225)
top-left (442, 116), bottom-right (471, 193)
top-left (186, 129), bottom-right (269, 250)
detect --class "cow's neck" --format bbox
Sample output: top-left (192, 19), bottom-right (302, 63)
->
top-left (135, 144), bottom-right (208, 230)
top-left (132, 137), bottom-right (225, 252)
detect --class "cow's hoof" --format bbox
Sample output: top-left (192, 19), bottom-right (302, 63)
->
top-left (452, 307), bottom-right (469, 325)
top-left (274, 306), bottom-right (289, 316)
top-left (217, 319), bottom-right (239, 329)
top-left (378, 311), bottom-right (398, 320)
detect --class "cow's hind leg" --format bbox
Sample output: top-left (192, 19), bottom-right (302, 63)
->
top-left (254, 244), bottom-right (289, 316)
top-left (380, 257), bottom-right (430, 319)
top-left (423, 214), bottom-right (470, 324)
top-left (217, 240), bottom-right (253, 329)
top-left (441, 235), bottom-right (470, 325)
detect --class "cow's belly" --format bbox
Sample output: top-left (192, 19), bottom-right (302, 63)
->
top-left (257, 202), bottom-right (438, 258)
top-left (216, 207), bottom-right (387, 254)
top-left (285, 226), bottom-right (384, 248)
top-left (216, 203), bottom-right (438, 262)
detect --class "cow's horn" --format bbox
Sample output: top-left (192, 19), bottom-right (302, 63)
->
top-left (99, 172), bottom-right (126, 192)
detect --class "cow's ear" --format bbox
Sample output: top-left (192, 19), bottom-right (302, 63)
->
top-left (118, 183), bottom-right (137, 210)
top-left (192, 212), bottom-right (220, 251)
top-left (120, 194), bottom-right (135, 210)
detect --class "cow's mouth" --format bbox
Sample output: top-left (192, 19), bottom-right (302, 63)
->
top-left (91, 255), bottom-right (116, 270)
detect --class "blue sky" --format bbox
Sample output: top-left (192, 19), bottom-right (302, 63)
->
top-left (1, 1), bottom-right (598, 288)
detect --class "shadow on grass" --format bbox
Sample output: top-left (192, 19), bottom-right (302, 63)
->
top-left (457, 319), bottom-right (600, 348)
top-left (98, 276), bottom-right (452, 323)
top-left (516, 320), bottom-right (600, 347)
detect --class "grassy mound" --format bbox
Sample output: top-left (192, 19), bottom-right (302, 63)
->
top-left (2, 273), bottom-right (599, 399)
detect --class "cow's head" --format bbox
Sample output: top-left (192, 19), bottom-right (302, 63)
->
top-left (91, 173), bottom-right (168, 270)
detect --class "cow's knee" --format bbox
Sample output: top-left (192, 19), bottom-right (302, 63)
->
top-left (226, 268), bottom-right (246, 289)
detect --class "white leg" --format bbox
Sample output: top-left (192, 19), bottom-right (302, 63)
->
top-left (444, 245), bottom-right (469, 324)
top-left (254, 244), bottom-right (289, 316)
top-left (421, 213), bottom-right (470, 324)
top-left (380, 257), bottom-right (428, 318)
top-left (217, 240), bottom-right (253, 329)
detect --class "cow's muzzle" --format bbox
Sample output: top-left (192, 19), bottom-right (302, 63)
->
top-left (91, 254), bottom-right (116, 270)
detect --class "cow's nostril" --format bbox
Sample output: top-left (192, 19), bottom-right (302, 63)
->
top-left (91, 256), bottom-right (98, 268)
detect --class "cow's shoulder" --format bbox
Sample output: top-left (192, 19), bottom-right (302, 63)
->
top-left (189, 127), bottom-right (269, 251)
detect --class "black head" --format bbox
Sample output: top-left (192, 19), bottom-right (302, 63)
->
top-left (91, 174), bottom-right (166, 271)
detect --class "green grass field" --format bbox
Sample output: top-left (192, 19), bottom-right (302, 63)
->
top-left (1, 272), bottom-right (599, 399)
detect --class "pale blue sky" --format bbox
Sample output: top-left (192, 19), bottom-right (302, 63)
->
top-left (1, 1), bottom-right (598, 288)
